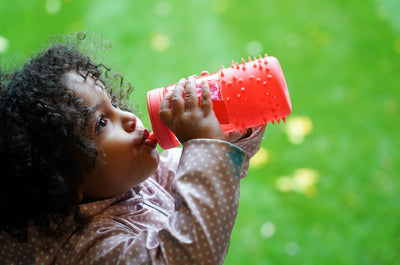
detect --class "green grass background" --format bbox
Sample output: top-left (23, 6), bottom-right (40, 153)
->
top-left (1, 0), bottom-right (399, 264)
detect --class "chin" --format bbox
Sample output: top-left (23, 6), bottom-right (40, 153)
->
top-left (151, 149), bottom-right (160, 166)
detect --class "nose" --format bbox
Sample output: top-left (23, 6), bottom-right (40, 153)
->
top-left (121, 111), bottom-right (137, 132)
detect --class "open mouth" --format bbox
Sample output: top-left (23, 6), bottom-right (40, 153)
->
top-left (142, 129), bottom-right (158, 148)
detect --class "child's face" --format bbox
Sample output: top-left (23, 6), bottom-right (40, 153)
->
top-left (63, 71), bottom-right (160, 201)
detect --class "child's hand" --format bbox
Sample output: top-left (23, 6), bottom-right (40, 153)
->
top-left (159, 76), bottom-right (223, 144)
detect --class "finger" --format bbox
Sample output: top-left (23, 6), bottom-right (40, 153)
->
top-left (184, 76), bottom-right (198, 111)
top-left (200, 81), bottom-right (213, 115)
top-left (159, 90), bottom-right (173, 124)
top-left (170, 78), bottom-right (186, 116)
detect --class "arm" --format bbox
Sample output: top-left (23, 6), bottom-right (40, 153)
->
top-left (161, 139), bottom-right (245, 264)
top-left (154, 77), bottom-right (258, 263)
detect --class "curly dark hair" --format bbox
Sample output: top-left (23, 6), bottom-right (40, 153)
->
top-left (0, 34), bottom-right (133, 241)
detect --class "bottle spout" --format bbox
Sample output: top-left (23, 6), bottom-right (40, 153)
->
top-left (148, 131), bottom-right (156, 141)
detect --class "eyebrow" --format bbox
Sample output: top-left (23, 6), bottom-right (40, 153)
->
top-left (90, 88), bottom-right (112, 112)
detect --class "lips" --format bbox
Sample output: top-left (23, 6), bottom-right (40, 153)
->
top-left (142, 129), bottom-right (158, 148)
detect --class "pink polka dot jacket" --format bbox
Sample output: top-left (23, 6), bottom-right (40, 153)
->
top-left (0, 128), bottom-right (264, 265)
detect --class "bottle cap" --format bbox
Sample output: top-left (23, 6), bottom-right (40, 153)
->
top-left (146, 87), bottom-right (181, 149)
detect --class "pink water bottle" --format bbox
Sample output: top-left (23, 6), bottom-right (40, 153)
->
top-left (147, 54), bottom-right (292, 149)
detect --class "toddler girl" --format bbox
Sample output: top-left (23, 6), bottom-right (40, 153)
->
top-left (0, 39), bottom-right (264, 265)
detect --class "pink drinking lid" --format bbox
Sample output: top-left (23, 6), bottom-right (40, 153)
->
top-left (147, 87), bottom-right (181, 149)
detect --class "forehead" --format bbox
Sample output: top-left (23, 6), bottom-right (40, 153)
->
top-left (62, 71), bottom-right (108, 106)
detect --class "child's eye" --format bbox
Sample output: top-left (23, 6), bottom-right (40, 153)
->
top-left (96, 116), bottom-right (108, 132)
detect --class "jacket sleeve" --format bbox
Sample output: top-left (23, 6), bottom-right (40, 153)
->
top-left (158, 139), bottom-right (247, 264)
top-left (65, 138), bottom-right (262, 265)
